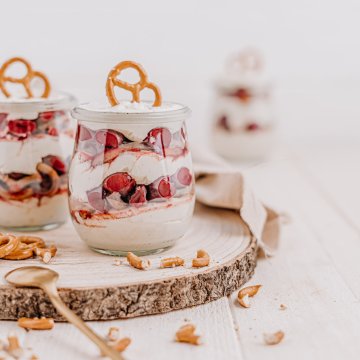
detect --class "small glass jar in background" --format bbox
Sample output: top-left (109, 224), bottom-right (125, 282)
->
top-left (212, 49), bottom-right (277, 161)
top-left (0, 94), bottom-right (76, 230)
top-left (69, 102), bottom-right (195, 255)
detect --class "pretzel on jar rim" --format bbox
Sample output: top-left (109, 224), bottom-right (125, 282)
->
top-left (227, 48), bottom-right (263, 74)
top-left (0, 235), bottom-right (20, 258)
top-left (106, 60), bottom-right (162, 107)
top-left (0, 57), bottom-right (51, 99)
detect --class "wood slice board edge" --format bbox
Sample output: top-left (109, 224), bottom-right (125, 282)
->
top-left (0, 236), bottom-right (257, 321)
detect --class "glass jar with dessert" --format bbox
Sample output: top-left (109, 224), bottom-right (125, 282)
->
top-left (0, 57), bottom-right (76, 231)
top-left (69, 60), bottom-right (195, 255)
top-left (212, 49), bottom-right (277, 160)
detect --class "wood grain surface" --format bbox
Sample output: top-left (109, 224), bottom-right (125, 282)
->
top-left (0, 203), bottom-right (256, 321)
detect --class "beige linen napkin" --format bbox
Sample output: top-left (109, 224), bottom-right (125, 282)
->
top-left (192, 145), bottom-right (280, 255)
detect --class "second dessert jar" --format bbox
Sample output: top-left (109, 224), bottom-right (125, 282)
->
top-left (0, 57), bottom-right (76, 231)
top-left (69, 61), bottom-right (195, 255)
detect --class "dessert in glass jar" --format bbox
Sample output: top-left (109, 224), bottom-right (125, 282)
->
top-left (0, 57), bottom-right (76, 231)
top-left (212, 49), bottom-right (276, 160)
top-left (69, 61), bottom-right (195, 255)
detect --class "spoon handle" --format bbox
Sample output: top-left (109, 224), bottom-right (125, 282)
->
top-left (44, 283), bottom-right (124, 360)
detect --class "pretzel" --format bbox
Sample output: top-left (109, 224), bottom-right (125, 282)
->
top-left (192, 249), bottom-right (210, 268)
top-left (227, 48), bottom-right (263, 74)
top-left (0, 57), bottom-right (51, 99)
top-left (0, 235), bottom-right (19, 258)
top-left (106, 60), bottom-right (162, 107)
top-left (17, 236), bottom-right (45, 250)
top-left (2, 236), bottom-right (45, 260)
top-left (4, 246), bottom-right (34, 260)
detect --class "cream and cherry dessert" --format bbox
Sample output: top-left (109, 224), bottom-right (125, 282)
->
top-left (69, 60), bottom-right (195, 255)
top-left (0, 57), bottom-right (76, 230)
top-left (212, 49), bottom-right (276, 160)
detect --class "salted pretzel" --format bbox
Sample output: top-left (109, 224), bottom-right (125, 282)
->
top-left (4, 246), bottom-right (34, 260)
top-left (106, 60), bottom-right (162, 107)
top-left (0, 234), bottom-right (48, 260)
top-left (227, 48), bottom-right (263, 74)
top-left (17, 236), bottom-right (45, 249)
top-left (0, 57), bottom-right (51, 99)
top-left (3, 236), bottom-right (45, 260)
top-left (0, 235), bottom-right (19, 258)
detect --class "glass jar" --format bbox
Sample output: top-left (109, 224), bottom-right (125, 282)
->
top-left (69, 102), bottom-right (195, 255)
top-left (0, 93), bottom-right (76, 230)
top-left (212, 52), bottom-right (277, 161)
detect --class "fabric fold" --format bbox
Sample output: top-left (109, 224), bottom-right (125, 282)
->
top-left (192, 145), bottom-right (280, 255)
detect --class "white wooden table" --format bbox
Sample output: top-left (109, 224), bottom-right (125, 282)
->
top-left (1, 142), bottom-right (360, 360)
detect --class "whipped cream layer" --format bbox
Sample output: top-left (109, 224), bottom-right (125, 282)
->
top-left (6, 112), bottom-right (38, 120)
top-left (0, 93), bottom-right (69, 104)
top-left (70, 150), bottom-right (192, 201)
top-left (0, 192), bottom-right (68, 227)
top-left (216, 72), bottom-right (271, 92)
top-left (0, 93), bottom-right (76, 115)
top-left (79, 101), bottom-right (184, 114)
top-left (81, 119), bottom-right (184, 143)
top-left (72, 195), bottom-right (195, 251)
top-left (213, 127), bottom-right (276, 160)
top-left (0, 135), bottom-right (72, 174)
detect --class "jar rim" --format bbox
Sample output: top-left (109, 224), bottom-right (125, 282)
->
top-left (72, 101), bottom-right (191, 123)
top-left (0, 92), bottom-right (77, 113)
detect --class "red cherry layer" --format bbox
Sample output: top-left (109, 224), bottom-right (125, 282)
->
top-left (76, 125), bottom-right (188, 165)
top-left (229, 88), bottom-right (252, 102)
top-left (0, 154), bottom-right (68, 201)
top-left (245, 123), bottom-right (261, 132)
top-left (143, 128), bottom-right (172, 154)
top-left (85, 168), bottom-right (192, 212)
top-left (95, 130), bottom-right (123, 149)
top-left (218, 116), bottom-right (230, 131)
top-left (8, 120), bottom-right (37, 137)
top-left (103, 172), bottom-right (136, 197)
top-left (0, 111), bottom-right (69, 141)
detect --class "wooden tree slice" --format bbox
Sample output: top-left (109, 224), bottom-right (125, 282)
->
top-left (0, 204), bottom-right (257, 321)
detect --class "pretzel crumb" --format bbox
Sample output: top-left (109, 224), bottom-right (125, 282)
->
top-left (113, 337), bottom-right (131, 352)
top-left (192, 249), bottom-right (210, 268)
top-left (113, 259), bottom-right (122, 266)
top-left (7, 333), bottom-right (23, 358)
top-left (160, 257), bottom-right (185, 268)
top-left (279, 304), bottom-right (287, 310)
top-left (237, 285), bottom-right (262, 308)
top-left (18, 317), bottom-right (54, 330)
top-left (175, 324), bottom-right (201, 345)
top-left (107, 327), bottom-right (120, 341)
top-left (264, 330), bottom-right (285, 345)
top-left (127, 252), bottom-right (150, 270)
top-left (35, 245), bottom-right (57, 264)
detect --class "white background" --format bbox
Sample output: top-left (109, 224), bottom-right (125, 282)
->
top-left (2, 0), bottom-right (360, 144)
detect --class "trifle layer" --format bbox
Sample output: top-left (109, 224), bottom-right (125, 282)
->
top-left (213, 127), bottom-right (276, 160)
top-left (212, 90), bottom-right (276, 160)
top-left (70, 123), bottom-right (193, 213)
top-left (0, 193), bottom-right (68, 227)
top-left (0, 110), bottom-right (73, 228)
top-left (69, 120), bottom-right (195, 251)
top-left (72, 194), bottom-right (195, 251)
